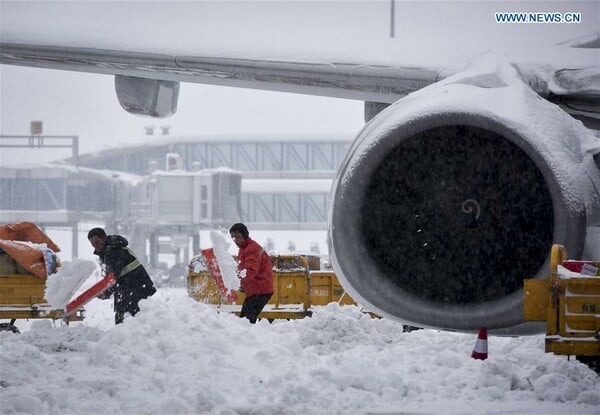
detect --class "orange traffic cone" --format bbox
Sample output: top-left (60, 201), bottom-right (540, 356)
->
top-left (471, 327), bottom-right (488, 360)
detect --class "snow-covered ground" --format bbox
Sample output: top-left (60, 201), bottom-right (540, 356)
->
top-left (1, 288), bottom-right (598, 415)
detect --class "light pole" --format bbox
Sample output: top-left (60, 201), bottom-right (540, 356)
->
top-left (390, 0), bottom-right (395, 38)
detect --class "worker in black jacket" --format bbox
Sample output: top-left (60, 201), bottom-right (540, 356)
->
top-left (88, 227), bottom-right (156, 324)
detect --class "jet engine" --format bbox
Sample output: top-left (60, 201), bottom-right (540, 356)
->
top-left (328, 59), bottom-right (599, 334)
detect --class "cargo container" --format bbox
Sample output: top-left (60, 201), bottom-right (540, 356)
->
top-left (187, 252), bottom-right (369, 320)
top-left (524, 244), bottom-right (599, 371)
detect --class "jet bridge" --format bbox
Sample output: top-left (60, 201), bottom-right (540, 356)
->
top-left (0, 164), bottom-right (242, 267)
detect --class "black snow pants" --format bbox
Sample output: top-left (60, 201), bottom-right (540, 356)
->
top-left (240, 293), bottom-right (272, 324)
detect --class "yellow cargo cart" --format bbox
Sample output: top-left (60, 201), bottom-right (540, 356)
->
top-left (524, 244), bottom-right (600, 371)
top-left (0, 222), bottom-right (84, 333)
top-left (187, 253), bottom-right (366, 320)
top-left (0, 273), bottom-right (84, 333)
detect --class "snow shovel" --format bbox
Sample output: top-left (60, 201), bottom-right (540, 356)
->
top-left (201, 248), bottom-right (238, 303)
top-left (64, 273), bottom-right (116, 318)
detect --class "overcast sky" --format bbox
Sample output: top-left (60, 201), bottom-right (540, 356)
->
top-left (1, 1), bottom-right (598, 165)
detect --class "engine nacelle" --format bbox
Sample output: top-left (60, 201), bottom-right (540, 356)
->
top-left (328, 58), bottom-right (599, 333)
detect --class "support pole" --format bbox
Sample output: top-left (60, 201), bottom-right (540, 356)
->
top-left (71, 223), bottom-right (78, 259)
top-left (149, 232), bottom-right (158, 268)
top-left (192, 232), bottom-right (200, 255)
top-left (390, 0), bottom-right (395, 38)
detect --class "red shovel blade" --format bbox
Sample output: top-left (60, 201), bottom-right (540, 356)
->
top-left (65, 273), bottom-right (116, 316)
top-left (201, 248), bottom-right (238, 303)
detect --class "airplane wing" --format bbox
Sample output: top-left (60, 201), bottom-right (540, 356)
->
top-left (1, 42), bottom-right (598, 127)
top-left (0, 42), bottom-right (439, 117)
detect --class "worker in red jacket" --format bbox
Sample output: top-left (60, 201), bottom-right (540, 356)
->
top-left (229, 223), bottom-right (274, 323)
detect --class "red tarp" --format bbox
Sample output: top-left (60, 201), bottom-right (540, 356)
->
top-left (0, 222), bottom-right (60, 278)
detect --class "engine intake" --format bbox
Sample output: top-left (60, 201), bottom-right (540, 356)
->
top-left (363, 125), bottom-right (553, 305)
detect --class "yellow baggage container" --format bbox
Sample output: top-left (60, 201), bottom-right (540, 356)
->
top-left (0, 274), bottom-right (84, 322)
top-left (0, 224), bottom-right (83, 331)
top-left (187, 270), bottom-right (224, 304)
top-left (0, 274), bottom-right (47, 306)
top-left (309, 271), bottom-right (356, 306)
top-left (259, 255), bottom-right (310, 319)
top-left (187, 253), bottom-right (369, 320)
top-left (524, 245), bottom-right (600, 362)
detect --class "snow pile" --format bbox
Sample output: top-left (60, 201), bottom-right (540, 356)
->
top-left (209, 230), bottom-right (239, 291)
top-left (1, 289), bottom-right (599, 414)
top-left (44, 259), bottom-right (99, 309)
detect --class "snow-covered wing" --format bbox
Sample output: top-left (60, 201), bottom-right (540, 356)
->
top-left (1, 41), bottom-right (598, 127)
top-left (0, 42), bottom-right (438, 103)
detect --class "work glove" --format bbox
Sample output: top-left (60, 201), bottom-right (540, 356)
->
top-left (236, 269), bottom-right (246, 293)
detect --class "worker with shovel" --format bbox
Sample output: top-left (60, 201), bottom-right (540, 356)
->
top-left (229, 223), bottom-right (274, 323)
top-left (88, 227), bottom-right (156, 324)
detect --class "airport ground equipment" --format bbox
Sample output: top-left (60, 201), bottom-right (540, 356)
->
top-left (187, 252), bottom-right (359, 320)
top-left (524, 244), bottom-right (600, 371)
top-left (0, 273), bottom-right (85, 333)
top-left (0, 222), bottom-right (84, 333)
